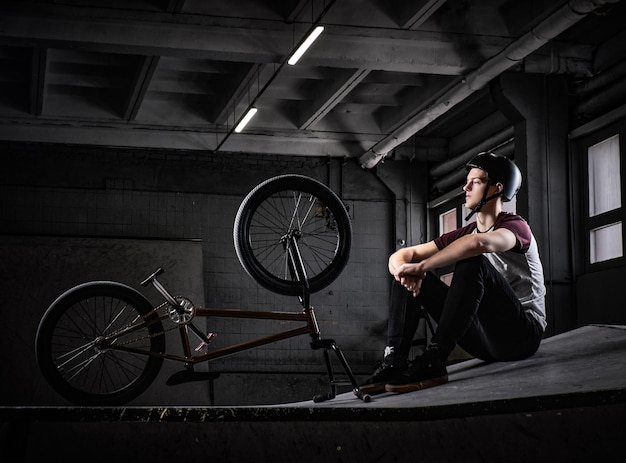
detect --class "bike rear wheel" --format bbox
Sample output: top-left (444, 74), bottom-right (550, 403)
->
top-left (234, 174), bottom-right (352, 296)
top-left (36, 281), bottom-right (165, 405)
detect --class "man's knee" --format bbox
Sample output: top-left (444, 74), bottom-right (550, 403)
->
top-left (453, 255), bottom-right (488, 275)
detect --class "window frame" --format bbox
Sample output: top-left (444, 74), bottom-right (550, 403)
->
top-left (578, 125), bottom-right (626, 273)
top-left (428, 191), bottom-right (466, 281)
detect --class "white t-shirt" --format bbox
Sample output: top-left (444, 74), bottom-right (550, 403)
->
top-left (434, 212), bottom-right (547, 331)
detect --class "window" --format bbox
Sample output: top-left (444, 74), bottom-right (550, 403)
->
top-left (585, 133), bottom-right (624, 266)
top-left (588, 134), bottom-right (621, 217)
top-left (590, 222), bottom-right (623, 263)
top-left (439, 208), bottom-right (457, 234)
top-left (438, 208), bottom-right (457, 285)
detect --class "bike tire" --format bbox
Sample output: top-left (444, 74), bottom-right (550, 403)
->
top-left (36, 281), bottom-right (166, 405)
top-left (234, 174), bottom-right (352, 296)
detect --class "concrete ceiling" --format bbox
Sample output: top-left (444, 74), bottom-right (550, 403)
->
top-left (0, 0), bottom-right (624, 169)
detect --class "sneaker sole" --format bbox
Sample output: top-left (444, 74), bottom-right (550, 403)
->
top-left (384, 375), bottom-right (448, 394)
top-left (358, 382), bottom-right (388, 394)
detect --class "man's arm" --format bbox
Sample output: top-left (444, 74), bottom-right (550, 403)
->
top-left (391, 228), bottom-right (517, 296)
top-left (395, 228), bottom-right (517, 277)
top-left (388, 241), bottom-right (439, 275)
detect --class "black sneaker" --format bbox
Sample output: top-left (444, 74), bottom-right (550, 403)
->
top-left (384, 346), bottom-right (448, 394)
top-left (359, 350), bottom-right (407, 394)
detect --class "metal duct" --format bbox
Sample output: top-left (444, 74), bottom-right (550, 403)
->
top-left (429, 126), bottom-right (515, 178)
top-left (574, 58), bottom-right (626, 117)
top-left (359, 0), bottom-right (623, 169)
top-left (430, 141), bottom-right (515, 194)
top-left (573, 59), bottom-right (626, 98)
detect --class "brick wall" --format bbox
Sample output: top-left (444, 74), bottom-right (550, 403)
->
top-left (1, 143), bottom-right (421, 404)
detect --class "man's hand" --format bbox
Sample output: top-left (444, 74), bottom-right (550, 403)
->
top-left (388, 241), bottom-right (438, 296)
top-left (394, 262), bottom-right (427, 297)
top-left (402, 274), bottom-right (423, 297)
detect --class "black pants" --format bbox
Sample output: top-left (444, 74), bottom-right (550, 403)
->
top-left (387, 255), bottom-right (543, 361)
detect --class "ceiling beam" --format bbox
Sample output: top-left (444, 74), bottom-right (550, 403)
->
top-left (359, 0), bottom-right (624, 168)
top-left (400, 0), bottom-right (448, 30)
top-left (299, 68), bottom-right (370, 129)
top-left (30, 47), bottom-right (46, 116)
top-left (0, 7), bottom-right (511, 75)
top-left (123, 56), bottom-right (159, 121)
top-left (0, 121), bottom-right (374, 157)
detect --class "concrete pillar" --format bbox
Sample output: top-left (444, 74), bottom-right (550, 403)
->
top-left (492, 72), bottom-right (575, 335)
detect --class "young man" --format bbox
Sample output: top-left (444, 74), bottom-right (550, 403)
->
top-left (361, 152), bottom-right (546, 394)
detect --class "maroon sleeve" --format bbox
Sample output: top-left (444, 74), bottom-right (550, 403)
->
top-left (434, 222), bottom-right (476, 249)
top-left (433, 213), bottom-right (531, 252)
top-left (495, 213), bottom-right (532, 252)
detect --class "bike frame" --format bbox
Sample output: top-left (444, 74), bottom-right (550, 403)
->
top-left (107, 231), bottom-right (369, 402)
top-left (110, 303), bottom-right (321, 365)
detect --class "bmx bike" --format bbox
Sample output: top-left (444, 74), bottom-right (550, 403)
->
top-left (35, 174), bottom-right (371, 405)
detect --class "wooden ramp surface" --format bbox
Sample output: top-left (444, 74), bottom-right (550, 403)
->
top-left (2, 324), bottom-right (625, 462)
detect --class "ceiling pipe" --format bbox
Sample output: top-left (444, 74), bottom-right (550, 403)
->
top-left (429, 126), bottom-right (515, 177)
top-left (430, 140), bottom-right (515, 193)
top-left (572, 59), bottom-right (626, 98)
top-left (359, 0), bottom-right (623, 169)
top-left (573, 58), bottom-right (626, 117)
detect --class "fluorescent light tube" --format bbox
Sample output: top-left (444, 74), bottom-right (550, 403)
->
top-left (234, 107), bottom-right (257, 133)
top-left (288, 25), bottom-right (324, 65)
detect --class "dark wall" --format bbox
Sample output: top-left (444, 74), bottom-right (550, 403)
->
top-left (3, 123), bottom-right (617, 405)
top-left (1, 143), bottom-right (411, 406)
top-left (0, 235), bottom-right (210, 406)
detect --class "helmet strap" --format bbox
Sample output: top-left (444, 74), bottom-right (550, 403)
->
top-left (464, 191), bottom-right (501, 221)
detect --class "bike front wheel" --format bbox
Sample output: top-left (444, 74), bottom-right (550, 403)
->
top-left (234, 174), bottom-right (352, 296)
top-left (36, 281), bottom-right (166, 405)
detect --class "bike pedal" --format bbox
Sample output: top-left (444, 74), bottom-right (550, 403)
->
top-left (194, 332), bottom-right (217, 352)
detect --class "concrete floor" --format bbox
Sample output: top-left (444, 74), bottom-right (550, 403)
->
top-left (2, 324), bottom-right (626, 462)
